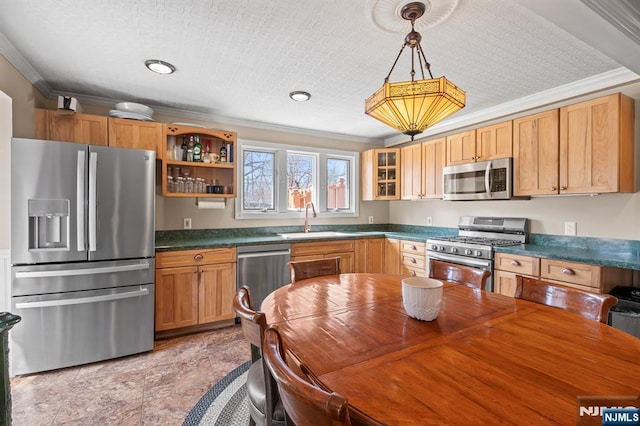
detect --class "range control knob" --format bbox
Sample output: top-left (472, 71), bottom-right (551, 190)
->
top-left (474, 250), bottom-right (483, 257)
top-left (450, 247), bottom-right (458, 254)
top-left (438, 245), bottom-right (445, 251)
top-left (464, 249), bottom-right (472, 255)
top-left (431, 244), bottom-right (440, 251)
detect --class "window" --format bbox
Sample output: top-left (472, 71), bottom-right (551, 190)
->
top-left (236, 140), bottom-right (359, 219)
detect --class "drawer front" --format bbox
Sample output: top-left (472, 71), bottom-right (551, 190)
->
top-left (401, 241), bottom-right (426, 255)
top-left (401, 254), bottom-right (426, 269)
top-left (156, 248), bottom-right (236, 268)
top-left (494, 253), bottom-right (540, 275)
top-left (401, 265), bottom-right (426, 277)
top-left (540, 259), bottom-right (599, 288)
top-left (291, 240), bottom-right (355, 256)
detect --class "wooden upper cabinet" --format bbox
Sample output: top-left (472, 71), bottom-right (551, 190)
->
top-left (35, 109), bottom-right (108, 146)
top-left (476, 121), bottom-right (513, 162)
top-left (401, 138), bottom-right (445, 200)
top-left (445, 130), bottom-right (476, 165)
top-left (422, 138), bottom-right (446, 198)
top-left (513, 109), bottom-right (560, 196)
top-left (401, 144), bottom-right (422, 200)
top-left (361, 148), bottom-right (400, 200)
top-left (559, 93), bottom-right (634, 194)
top-left (108, 117), bottom-right (163, 152)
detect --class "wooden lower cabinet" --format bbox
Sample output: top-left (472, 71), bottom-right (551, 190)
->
top-left (291, 240), bottom-right (355, 273)
top-left (155, 248), bottom-right (236, 334)
top-left (493, 253), bottom-right (540, 297)
top-left (354, 238), bottom-right (385, 273)
top-left (494, 252), bottom-right (632, 296)
top-left (400, 240), bottom-right (426, 277)
top-left (155, 266), bottom-right (199, 330)
top-left (385, 238), bottom-right (401, 274)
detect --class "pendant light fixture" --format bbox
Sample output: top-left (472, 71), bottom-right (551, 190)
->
top-left (365, 2), bottom-right (465, 141)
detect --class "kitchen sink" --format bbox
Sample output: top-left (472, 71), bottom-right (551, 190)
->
top-left (278, 231), bottom-right (352, 239)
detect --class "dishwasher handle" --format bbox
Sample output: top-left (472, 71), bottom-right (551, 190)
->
top-left (237, 250), bottom-right (291, 259)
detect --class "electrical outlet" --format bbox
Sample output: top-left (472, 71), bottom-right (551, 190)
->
top-left (368, 216), bottom-right (374, 224)
top-left (183, 218), bottom-right (192, 229)
top-left (564, 221), bottom-right (576, 236)
top-left (426, 216), bottom-right (433, 226)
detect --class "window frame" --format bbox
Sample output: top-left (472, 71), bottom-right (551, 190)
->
top-left (235, 139), bottom-right (359, 220)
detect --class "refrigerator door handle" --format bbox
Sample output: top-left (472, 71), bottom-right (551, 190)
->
top-left (88, 151), bottom-right (98, 252)
top-left (77, 150), bottom-right (86, 251)
top-left (14, 263), bottom-right (150, 279)
top-left (15, 287), bottom-right (150, 309)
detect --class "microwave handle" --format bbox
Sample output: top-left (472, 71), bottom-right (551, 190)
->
top-left (485, 160), bottom-right (492, 197)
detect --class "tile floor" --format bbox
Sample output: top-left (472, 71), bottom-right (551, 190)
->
top-left (10, 325), bottom-right (250, 425)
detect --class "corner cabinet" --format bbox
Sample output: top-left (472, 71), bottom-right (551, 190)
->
top-left (161, 125), bottom-right (237, 198)
top-left (361, 148), bottom-right (400, 200)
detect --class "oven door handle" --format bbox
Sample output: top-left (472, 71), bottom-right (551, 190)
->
top-left (428, 252), bottom-right (491, 269)
top-left (485, 160), bottom-right (492, 197)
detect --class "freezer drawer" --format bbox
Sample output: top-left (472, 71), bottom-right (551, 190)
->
top-left (10, 284), bottom-right (154, 375)
top-left (11, 258), bottom-right (154, 296)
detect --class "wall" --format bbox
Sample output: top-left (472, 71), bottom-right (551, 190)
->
top-left (389, 193), bottom-right (640, 239)
top-left (390, 97), bottom-right (640, 240)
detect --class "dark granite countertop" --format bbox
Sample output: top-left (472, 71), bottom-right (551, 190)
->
top-left (494, 234), bottom-right (640, 271)
top-left (156, 225), bottom-right (640, 271)
top-left (155, 224), bottom-right (456, 251)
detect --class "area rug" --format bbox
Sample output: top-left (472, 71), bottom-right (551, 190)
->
top-left (183, 361), bottom-right (251, 426)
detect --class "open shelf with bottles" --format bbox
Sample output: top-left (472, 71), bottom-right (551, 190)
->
top-left (161, 124), bottom-right (236, 198)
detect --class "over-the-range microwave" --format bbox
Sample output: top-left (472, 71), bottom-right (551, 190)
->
top-left (442, 157), bottom-right (512, 201)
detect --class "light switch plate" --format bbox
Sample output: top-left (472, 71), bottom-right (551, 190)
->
top-left (183, 218), bottom-right (192, 229)
top-left (426, 217), bottom-right (433, 226)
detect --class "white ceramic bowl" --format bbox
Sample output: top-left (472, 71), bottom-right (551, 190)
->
top-left (402, 277), bottom-right (443, 321)
top-left (114, 102), bottom-right (154, 117)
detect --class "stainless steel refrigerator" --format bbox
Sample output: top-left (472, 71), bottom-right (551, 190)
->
top-left (10, 138), bottom-right (156, 375)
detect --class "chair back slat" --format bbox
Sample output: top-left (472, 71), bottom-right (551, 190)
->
top-left (262, 326), bottom-right (352, 425)
top-left (428, 259), bottom-right (490, 290)
top-left (514, 275), bottom-right (618, 323)
top-left (289, 257), bottom-right (340, 283)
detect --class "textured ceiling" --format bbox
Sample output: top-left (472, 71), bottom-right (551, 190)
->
top-left (0, 0), bottom-right (638, 144)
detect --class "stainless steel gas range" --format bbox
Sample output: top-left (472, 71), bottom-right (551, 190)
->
top-left (426, 216), bottom-right (528, 292)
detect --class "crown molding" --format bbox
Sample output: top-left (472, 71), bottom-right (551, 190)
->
top-left (384, 67), bottom-right (640, 146)
top-left (0, 33), bottom-right (53, 97)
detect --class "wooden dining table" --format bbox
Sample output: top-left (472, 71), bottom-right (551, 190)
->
top-left (260, 273), bottom-right (640, 425)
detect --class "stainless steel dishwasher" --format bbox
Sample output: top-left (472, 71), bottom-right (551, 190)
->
top-left (237, 243), bottom-right (291, 309)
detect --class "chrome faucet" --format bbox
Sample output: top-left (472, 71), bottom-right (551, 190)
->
top-left (304, 202), bottom-right (317, 233)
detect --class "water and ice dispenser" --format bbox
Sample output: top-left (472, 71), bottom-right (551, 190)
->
top-left (27, 199), bottom-right (70, 251)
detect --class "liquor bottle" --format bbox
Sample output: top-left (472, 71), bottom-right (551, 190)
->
top-left (220, 143), bottom-right (227, 162)
top-left (187, 136), bottom-right (194, 162)
top-left (193, 136), bottom-right (202, 162)
top-left (181, 136), bottom-right (188, 161)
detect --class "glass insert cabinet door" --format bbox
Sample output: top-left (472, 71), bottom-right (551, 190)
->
top-left (376, 149), bottom-right (399, 199)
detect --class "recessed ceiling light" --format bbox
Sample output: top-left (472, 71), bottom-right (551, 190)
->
top-left (144, 59), bottom-right (176, 75)
top-left (289, 91), bottom-right (311, 102)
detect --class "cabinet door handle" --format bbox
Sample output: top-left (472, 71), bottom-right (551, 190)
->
top-left (510, 260), bottom-right (521, 266)
top-left (560, 186), bottom-right (567, 190)
top-left (194, 254), bottom-right (204, 261)
top-left (551, 187), bottom-right (557, 191)
top-left (410, 270), bottom-right (416, 276)
top-left (561, 268), bottom-right (575, 275)
top-left (410, 258), bottom-right (417, 263)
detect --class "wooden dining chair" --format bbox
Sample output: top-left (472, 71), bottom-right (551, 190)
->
top-left (288, 257), bottom-right (340, 284)
top-left (428, 259), bottom-right (491, 290)
top-left (514, 275), bottom-right (618, 323)
top-left (262, 326), bottom-right (353, 426)
top-left (233, 286), bottom-right (285, 426)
